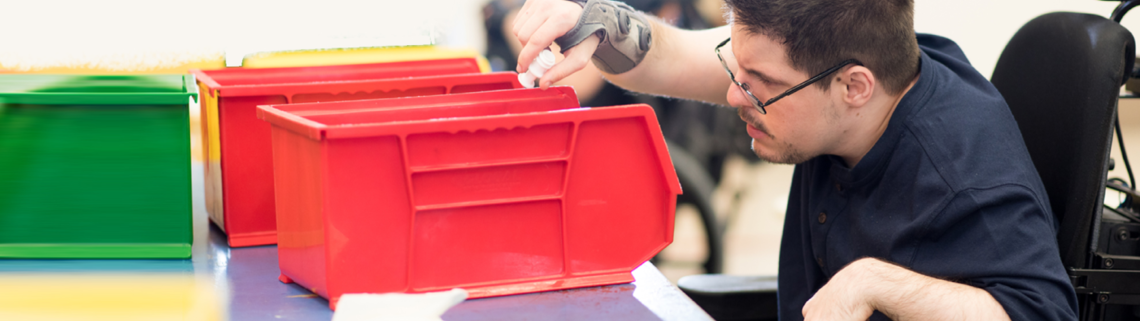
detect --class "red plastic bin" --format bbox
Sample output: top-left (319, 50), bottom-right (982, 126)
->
top-left (257, 87), bottom-right (681, 309)
top-left (191, 59), bottom-right (522, 247)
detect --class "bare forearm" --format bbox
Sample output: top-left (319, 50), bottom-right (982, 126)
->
top-left (865, 259), bottom-right (1010, 321)
top-left (601, 21), bottom-right (732, 106)
top-left (804, 258), bottom-right (1010, 320)
top-left (511, 0), bottom-right (731, 105)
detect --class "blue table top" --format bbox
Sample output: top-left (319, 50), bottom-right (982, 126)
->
top-left (0, 163), bottom-right (712, 320)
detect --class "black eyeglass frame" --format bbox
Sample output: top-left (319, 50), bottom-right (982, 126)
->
top-left (715, 37), bottom-right (861, 115)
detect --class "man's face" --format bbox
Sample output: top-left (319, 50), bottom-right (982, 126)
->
top-left (726, 25), bottom-right (842, 164)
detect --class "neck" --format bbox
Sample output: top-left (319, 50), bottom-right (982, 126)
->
top-left (836, 76), bottom-right (919, 167)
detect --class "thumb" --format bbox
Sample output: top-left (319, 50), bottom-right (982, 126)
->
top-left (539, 34), bottom-right (600, 89)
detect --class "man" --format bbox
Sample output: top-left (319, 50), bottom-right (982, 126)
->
top-left (512, 0), bottom-right (1079, 320)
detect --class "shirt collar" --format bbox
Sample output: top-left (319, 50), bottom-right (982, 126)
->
top-left (829, 50), bottom-right (934, 187)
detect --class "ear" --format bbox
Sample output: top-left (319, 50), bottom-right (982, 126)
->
top-left (837, 65), bottom-right (875, 107)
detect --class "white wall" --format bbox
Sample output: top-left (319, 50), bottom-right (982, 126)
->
top-left (915, 0), bottom-right (1134, 78)
top-left (1, 0), bottom-right (1137, 74)
top-left (0, 0), bottom-right (489, 70)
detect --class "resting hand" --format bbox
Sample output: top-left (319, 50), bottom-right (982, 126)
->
top-left (802, 258), bottom-right (878, 321)
top-left (512, 0), bottom-right (600, 89)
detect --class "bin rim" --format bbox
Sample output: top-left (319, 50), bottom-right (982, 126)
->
top-left (189, 58), bottom-right (485, 97)
top-left (256, 87), bottom-right (580, 140)
top-left (193, 72), bottom-right (517, 99)
top-left (0, 74), bottom-right (197, 105)
top-left (257, 90), bottom-right (681, 195)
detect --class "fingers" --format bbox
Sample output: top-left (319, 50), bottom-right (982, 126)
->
top-left (517, 42), bottom-right (547, 74)
top-left (512, 0), bottom-right (537, 35)
top-left (512, 0), bottom-right (549, 46)
top-left (515, 9), bottom-right (548, 45)
top-left (518, 18), bottom-right (576, 73)
top-left (802, 295), bottom-right (816, 319)
top-left (512, 0), bottom-right (583, 73)
top-left (530, 9), bottom-right (579, 46)
top-left (539, 34), bottom-right (599, 89)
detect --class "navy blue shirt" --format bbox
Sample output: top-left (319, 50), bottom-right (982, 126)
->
top-left (777, 34), bottom-right (1079, 320)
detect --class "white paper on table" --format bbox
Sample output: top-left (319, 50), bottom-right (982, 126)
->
top-left (332, 288), bottom-right (468, 321)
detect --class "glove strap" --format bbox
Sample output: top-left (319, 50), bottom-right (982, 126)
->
top-left (555, 0), bottom-right (652, 74)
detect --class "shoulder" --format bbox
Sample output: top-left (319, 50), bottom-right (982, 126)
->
top-left (898, 36), bottom-right (1040, 196)
top-left (887, 41), bottom-right (1054, 229)
top-left (916, 33), bottom-right (971, 65)
top-left (909, 34), bottom-right (998, 105)
top-left (933, 183), bottom-right (1051, 231)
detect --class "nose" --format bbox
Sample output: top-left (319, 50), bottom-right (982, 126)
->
top-left (726, 83), bottom-right (752, 111)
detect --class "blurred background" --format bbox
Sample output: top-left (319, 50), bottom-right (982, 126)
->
top-left (4, 0), bottom-right (1140, 308)
top-left (3, 0), bottom-right (1139, 77)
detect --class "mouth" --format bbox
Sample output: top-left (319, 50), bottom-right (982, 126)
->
top-left (746, 124), bottom-right (768, 139)
top-left (738, 106), bottom-right (770, 139)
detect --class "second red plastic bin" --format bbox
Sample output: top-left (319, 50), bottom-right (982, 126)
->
top-left (257, 87), bottom-right (681, 309)
top-left (191, 58), bottom-right (521, 247)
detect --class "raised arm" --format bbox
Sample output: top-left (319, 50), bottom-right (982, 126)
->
top-left (512, 0), bottom-right (732, 106)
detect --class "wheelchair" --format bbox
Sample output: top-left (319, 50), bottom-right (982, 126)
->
top-left (679, 1), bottom-right (1140, 320)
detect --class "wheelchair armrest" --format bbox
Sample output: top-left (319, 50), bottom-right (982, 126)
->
top-left (677, 274), bottom-right (779, 321)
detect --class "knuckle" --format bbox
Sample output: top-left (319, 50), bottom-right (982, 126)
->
top-left (556, 19), bottom-right (574, 30)
top-left (571, 53), bottom-right (591, 65)
top-left (535, 32), bottom-right (554, 43)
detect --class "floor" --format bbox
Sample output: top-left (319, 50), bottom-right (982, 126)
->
top-left (655, 156), bottom-right (790, 282)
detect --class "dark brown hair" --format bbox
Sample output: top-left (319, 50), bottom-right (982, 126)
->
top-left (723, 0), bottom-right (920, 95)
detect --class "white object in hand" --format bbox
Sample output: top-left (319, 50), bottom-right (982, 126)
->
top-left (332, 288), bottom-right (468, 321)
top-left (518, 49), bottom-right (557, 88)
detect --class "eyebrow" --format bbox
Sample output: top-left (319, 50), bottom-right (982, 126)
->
top-left (740, 66), bottom-right (791, 87)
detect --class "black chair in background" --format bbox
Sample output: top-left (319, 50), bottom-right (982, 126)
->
top-left (992, 9), bottom-right (1140, 321)
top-left (669, 140), bottom-right (726, 274)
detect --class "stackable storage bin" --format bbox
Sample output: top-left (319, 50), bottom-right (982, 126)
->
top-left (257, 87), bottom-right (681, 309)
top-left (191, 59), bottom-right (520, 247)
top-left (0, 75), bottom-right (196, 258)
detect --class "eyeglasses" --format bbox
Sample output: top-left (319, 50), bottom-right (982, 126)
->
top-left (715, 37), bottom-right (861, 115)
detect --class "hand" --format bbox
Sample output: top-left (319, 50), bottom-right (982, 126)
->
top-left (512, 0), bottom-right (600, 89)
top-left (802, 258), bottom-right (878, 321)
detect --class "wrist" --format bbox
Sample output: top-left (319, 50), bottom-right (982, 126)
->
top-left (848, 258), bottom-right (887, 310)
top-left (848, 258), bottom-right (909, 312)
top-left (554, 0), bottom-right (652, 74)
top-left (857, 258), bottom-right (934, 318)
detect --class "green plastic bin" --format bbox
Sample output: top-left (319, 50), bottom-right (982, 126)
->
top-left (0, 75), bottom-right (196, 258)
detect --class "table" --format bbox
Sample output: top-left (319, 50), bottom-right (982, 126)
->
top-left (0, 163), bottom-right (712, 320)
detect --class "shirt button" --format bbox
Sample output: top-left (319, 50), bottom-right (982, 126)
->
top-left (834, 182), bottom-right (843, 192)
top-left (816, 257), bottom-right (825, 267)
top-left (818, 212), bottom-right (827, 224)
